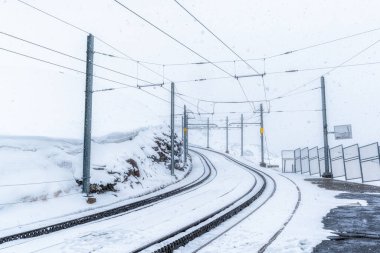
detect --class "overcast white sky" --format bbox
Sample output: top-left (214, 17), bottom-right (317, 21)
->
top-left (0, 0), bottom-right (379, 155)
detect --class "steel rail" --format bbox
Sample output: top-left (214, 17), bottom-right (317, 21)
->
top-left (133, 147), bottom-right (268, 253)
top-left (0, 153), bottom-right (212, 245)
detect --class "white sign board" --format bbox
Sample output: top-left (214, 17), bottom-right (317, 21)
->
top-left (334, 125), bottom-right (352, 140)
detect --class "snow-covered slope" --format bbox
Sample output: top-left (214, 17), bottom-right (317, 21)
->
top-left (0, 126), bottom-right (188, 229)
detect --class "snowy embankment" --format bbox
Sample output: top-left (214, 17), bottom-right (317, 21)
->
top-left (0, 125), bottom-right (189, 230)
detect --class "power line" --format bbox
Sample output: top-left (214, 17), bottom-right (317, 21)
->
top-left (173, 0), bottom-right (267, 108)
top-left (112, 0), bottom-right (235, 79)
top-left (265, 26), bottom-right (380, 60)
top-left (15, 0), bottom-right (169, 86)
top-left (270, 87), bottom-right (320, 101)
top-left (16, 0), bottom-right (88, 34)
top-left (110, 0), bottom-right (236, 113)
top-left (268, 61), bottom-right (380, 75)
top-left (0, 47), bottom-right (189, 109)
top-left (173, 0), bottom-right (260, 75)
top-left (0, 47), bottom-right (86, 75)
top-left (97, 25), bottom-right (380, 66)
top-left (275, 39), bottom-right (380, 98)
top-left (0, 31), bottom-right (161, 85)
top-left (17, 0), bottom-right (380, 68)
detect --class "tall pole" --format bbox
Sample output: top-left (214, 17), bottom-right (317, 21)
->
top-left (183, 105), bottom-right (187, 163)
top-left (226, 116), bottom-right (229, 153)
top-left (260, 104), bottom-right (266, 167)
top-left (83, 34), bottom-right (94, 196)
top-left (181, 116), bottom-right (184, 141)
top-left (170, 82), bottom-right (175, 176)
top-left (207, 117), bottom-right (210, 148)
top-left (321, 76), bottom-right (332, 178)
top-left (241, 114), bottom-right (244, 156)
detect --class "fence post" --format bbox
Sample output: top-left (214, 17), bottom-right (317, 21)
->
top-left (321, 76), bottom-right (332, 178)
top-left (226, 116), bottom-right (229, 153)
top-left (241, 114), bottom-right (243, 156)
top-left (170, 82), bottom-right (175, 176)
top-left (358, 145), bottom-right (364, 183)
top-left (341, 145), bottom-right (347, 181)
top-left (293, 149), bottom-right (296, 173)
top-left (317, 147), bottom-right (321, 177)
top-left (82, 34), bottom-right (94, 197)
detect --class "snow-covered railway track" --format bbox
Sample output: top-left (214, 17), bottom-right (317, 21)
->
top-left (134, 147), bottom-right (275, 253)
top-left (0, 153), bottom-right (212, 246)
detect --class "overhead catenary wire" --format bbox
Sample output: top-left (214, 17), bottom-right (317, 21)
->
top-left (17, 0), bottom-right (380, 70)
top-left (0, 31), bottom-right (161, 86)
top-left (274, 38), bottom-right (380, 98)
top-left (14, 0), bottom-right (380, 117)
top-left (96, 24), bottom-right (380, 67)
top-left (5, 30), bottom-right (373, 112)
top-left (14, 0), bottom-right (181, 93)
top-left (173, 0), bottom-right (260, 75)
top-left (173, 0), bottom-right (268, 103)
top-left (7, 2), bottom-right (206, 112)
top-left (132, 59), bottom-right (380, 87)
top-left (110, 0), bottom-right (261, 114)
top-left (265, 26), bottom-right (380, 60)
top-left (112, 0), bottom-right (236, 79)
top-left (0, 47), bottom-right (188, 109)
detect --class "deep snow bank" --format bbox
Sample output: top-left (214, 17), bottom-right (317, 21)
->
top-left (0, 125), bottom-right (186, 206)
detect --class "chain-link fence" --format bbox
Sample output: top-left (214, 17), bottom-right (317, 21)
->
top-left (282, 142), bottom-right (380, 183)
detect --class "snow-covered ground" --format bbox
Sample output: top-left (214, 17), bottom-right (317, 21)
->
top-left (0, 149), bottom-right (261, 253)
top-left (0, 126), bottom-right (189, 232)
top-left (168, 133), bottom-right (367, 252)
top-left (183, 156), bottom-right (366, 253)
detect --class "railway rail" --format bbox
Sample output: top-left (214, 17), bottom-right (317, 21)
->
top-left (134, 147), bottom-right (275, 253)
top-left (0, 152), bottom-right (211, 245)
top-left (1, 148), bottom-right (301, 253)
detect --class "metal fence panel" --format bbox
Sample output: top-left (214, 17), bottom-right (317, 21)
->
top-left (343, 144), bottom-right (362, 180)
top-left (318, 147), bottom-right (325, 176)
top-left (294, 148), bottom-right (301, 173)
top-left (282, 150), bottom-right (295, 173)
top-left (309, 146), bottom-right (320, 175)
top-left (330, 145), bottom-right (346, 178)
top-left (360, 142), bottom-right (380, 182)
top-left (301, 147), bottom-right (310, 174)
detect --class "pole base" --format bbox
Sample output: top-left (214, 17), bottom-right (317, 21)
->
top-left (86, 196), bottom-right (97, 204)
top-left (260, 162), bottom-right (267, 168)
top-left (322, 172), bottom-right (333, 178)
top-left (226, 150), bottom-right (229, 154)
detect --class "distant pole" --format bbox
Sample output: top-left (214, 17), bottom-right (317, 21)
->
top-left (260, 104), bottom-right (266, 167)
top-left (207, 117), bottom-right (210, 148)
top-left (170, 82), bottom-right (175, 176)
top-left (183, 105), bottom-right (187, 163)
top-left (226, 116), bottom-right (229, 153)
top-left (241, 114), bottom-right (244, 156)
top-left (83, 34), bottom-right (94, 196)
top-left (321, 76), bottom-right (332, 178)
